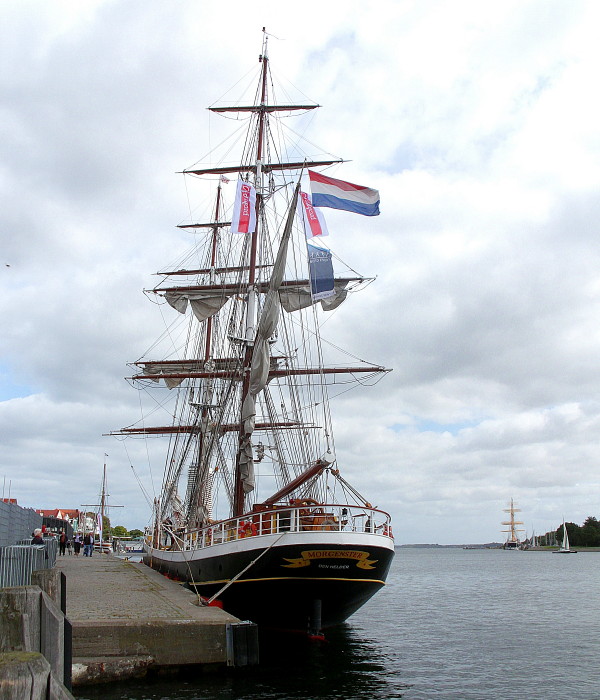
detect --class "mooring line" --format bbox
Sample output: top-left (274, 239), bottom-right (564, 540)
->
top-left (207, 531), bottom-right (287, 604)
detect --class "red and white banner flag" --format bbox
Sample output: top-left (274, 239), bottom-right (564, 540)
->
top-left (298, 190), bottom-right (329, 239)
top-left (231, 180), bottom-right (256, 234)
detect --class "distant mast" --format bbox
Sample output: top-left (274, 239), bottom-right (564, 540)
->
top-left (502, 498), bottom-right (525, 548)
top-left (81, 458), bottom-right (123, 543)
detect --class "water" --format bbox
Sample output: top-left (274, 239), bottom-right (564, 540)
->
top-left (76, 548), bottom-right (600, 699)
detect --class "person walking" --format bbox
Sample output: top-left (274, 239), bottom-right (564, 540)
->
top-left (83, 532), bottom-right (92, 556)
top-left (73, 533), bottom-right (82, 555)
top-left (59, 531), bottom-right (67, 556)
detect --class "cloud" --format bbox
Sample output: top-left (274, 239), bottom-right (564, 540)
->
top-left (2, 1), bottom-right (600, 543)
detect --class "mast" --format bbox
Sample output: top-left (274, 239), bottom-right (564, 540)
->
top-left (184, 184), bottom-right (224, 527)
top-left (81, 457), bottom-right (123, 543)
top-left (233, 30), bottom-right (270, 517)
top-left (205, 183), bottom-right (222, 360)
top-left (100, 462), bottom-right (107, 534)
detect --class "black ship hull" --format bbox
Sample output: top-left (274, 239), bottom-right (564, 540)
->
top-left (144, 532), bottom-right (395, 632)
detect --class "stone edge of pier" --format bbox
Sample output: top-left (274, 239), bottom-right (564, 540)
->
top-left (56, 554), bottom-right (258, 685)
top-left (1, 555), bottom-right (259, 689)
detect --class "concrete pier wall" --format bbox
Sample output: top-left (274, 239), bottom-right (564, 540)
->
top-left (0, 569), bottom-right (74, 699)
top-left (1, 553), bottom-right (259, 690)
top-left (55, 554), bottom-right (258, 685)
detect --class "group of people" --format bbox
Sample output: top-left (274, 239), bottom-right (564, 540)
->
top-left (31, 528), bottom-right (96, 556)
top-left (65, 532), bottom-right (96, 556)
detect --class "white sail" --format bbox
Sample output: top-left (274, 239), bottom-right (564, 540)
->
top-left (562, 520), bottom-right (569, 550)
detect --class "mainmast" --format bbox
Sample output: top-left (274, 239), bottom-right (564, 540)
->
top-left (234, 31), bottom-right (271, 516)
top-left (247, 28), bottom-right (269, 295)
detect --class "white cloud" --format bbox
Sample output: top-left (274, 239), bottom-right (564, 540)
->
top-left (2, 1), bottom-right (600, 543)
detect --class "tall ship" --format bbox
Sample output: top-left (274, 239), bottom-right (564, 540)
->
top-left (113, 30), bottom-right (394, 635)
top-left (502, 498), bottom-right (525, 550)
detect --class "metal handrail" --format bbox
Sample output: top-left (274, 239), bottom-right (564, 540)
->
top-left (153, 504), bottom-right (393, 553)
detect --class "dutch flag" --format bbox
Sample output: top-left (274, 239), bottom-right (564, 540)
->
top-left (309, 170), bottom-right (380, 217)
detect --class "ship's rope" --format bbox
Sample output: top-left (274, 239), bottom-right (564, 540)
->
top-left (206, 530), bottom-right (288, 605)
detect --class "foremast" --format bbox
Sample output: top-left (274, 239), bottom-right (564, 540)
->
top-left (184, 184), bottom-right (224, 526)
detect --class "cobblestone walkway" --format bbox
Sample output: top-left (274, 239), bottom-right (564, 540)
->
top-left (55, 553), bottom-right (236, 623)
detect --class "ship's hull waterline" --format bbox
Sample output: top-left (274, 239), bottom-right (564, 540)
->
top-left (144, 530), bottom-right (395, 631)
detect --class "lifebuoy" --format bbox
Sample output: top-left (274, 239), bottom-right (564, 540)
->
top-left (238, 521), bottom-right (258, 538)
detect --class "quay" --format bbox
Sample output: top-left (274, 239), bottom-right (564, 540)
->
top-left (54, 553), bottom-right (257, 686)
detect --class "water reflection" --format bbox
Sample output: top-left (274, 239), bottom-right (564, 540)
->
top-left (77, 625), bottom-right (409, 700)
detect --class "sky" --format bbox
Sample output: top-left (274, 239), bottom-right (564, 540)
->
top-left (2, 0), bottom-right (600, 544)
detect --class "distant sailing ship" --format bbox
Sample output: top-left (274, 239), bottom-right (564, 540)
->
top-left (113, 30), bottom-right (394, 635)
top-left (502, 498), bottom-right (525, 550)
top-left (81, 459), bottom-right (123, 554)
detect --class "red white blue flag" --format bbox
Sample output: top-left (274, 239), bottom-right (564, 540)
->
top-left (231, 180), bottom-right (257, 234)
top-left (309, 170), bottom-right (380, 217)
top-left (298, 191), bottom-right (329, 239)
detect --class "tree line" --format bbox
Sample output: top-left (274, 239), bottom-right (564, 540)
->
top-left (110, 524), bottom-right (144, 539)
top-left (538, 516), bottom-right (600, 547)
top-left (93, 515), bottom-right (143, 539)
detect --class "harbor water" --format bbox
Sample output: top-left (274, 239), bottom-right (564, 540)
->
top-left (77, 547), bottom-right (600, 699)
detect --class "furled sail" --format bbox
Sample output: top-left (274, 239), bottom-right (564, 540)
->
top-left (165, 290), bottom-right (232, 322)
top-left (279, 282), bottom-right (348, 312)
top-left (145, 366), bottom-right (185, 389)
top-left (164, 283), bottom-right (348, 317)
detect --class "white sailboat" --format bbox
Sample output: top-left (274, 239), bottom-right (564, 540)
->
top-left (553, 519), bottom-right (577, 553)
